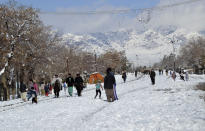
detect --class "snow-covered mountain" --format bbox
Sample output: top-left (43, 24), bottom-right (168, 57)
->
top-left (62, 26), bottom-right (202, 66)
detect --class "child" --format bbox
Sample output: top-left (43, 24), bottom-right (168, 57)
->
top-left (95, 80), bottom-right (103, 99)
top-left (44, 83), bottom-right (49, 97)
top-left (30, 87), bottom-right (37, 104)
top-left (63, 82), bottom-right (68, 95)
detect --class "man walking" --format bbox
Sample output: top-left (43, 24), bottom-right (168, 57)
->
top-left (75, 73), bottom-right (84, 96)
top-left (66, 73), bottom-right (75, 96)
top-left (150, 69), bottom-right (156, 85)
top-left (104, 68), bottom-right (116, 102)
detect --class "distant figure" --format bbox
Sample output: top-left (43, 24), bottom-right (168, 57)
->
top-left (185, 72), bottom-right (189, 81)
top-left (33, 80), bottom-right (39, 95)
top-left (122, 71), bottom-right (127, 83)
top-left (40, 82), bottom-right (45, 96)
top-left (63, 82), bottom-right (68, 95)
top-left (30, 87), bottom-right (37, 104)
top-left (161, 69), bottom-right (164, 75)
top-left (94, 80), bottom-right (103, 99)
top-left (75, 73), bottom-right (84, 96)
top-left (54, 79), bottom-right (61, 98)
top-left (149, 69), bottom-right (156, 85)
top-left (104, 68), bottom-right (116, 102)
top-left (172, 72), bottom-right (176, 81)
top-left (66, 73), bottom-right (75, 97)
top-left (44, 83), bottom-right (50, 97)
top-left (52, 75), bottom-right (62, 97)
top-left (135, 70), bottom-right (138, 78)
top-left (20, 81), bottom-right (27, 102)
top-left (180, 73), bottom-right (185, 81)
top-left (159, 69), bottom-right (161, 75)
top-left (166, 69), bottom-right (168, 76)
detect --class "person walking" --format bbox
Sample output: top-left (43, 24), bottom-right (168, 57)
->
top-left (39, 82), bottom-right (45, 96)
top-left (33, 80), bottom-right (39, 95)
top-left (165, 69), bottom-right (168, 76)
top-left (44, 83), bottom-right (50, 97)
top-left (104, 68), bottom-right (116, 102)
top-left (63, 82), bottom-right (68, 95)
top-left (149, 69), bottom-right (156, 85)
top-left (74, 73), bottom-right (84, 96)
top-left (94, 80), bottom-right (103, 99)
top-left (66, 73), bottom-right (75, 97)
top-left (20, 81), bottom-right (27, 102)
top-left (135, 70), bottom-right (138, 78)
top-left (122, 71), bottom-right (127, 83)
top-left (30, 87), bottom-right (37, 104)
top-left (52, 75), bottom-right (62, 97)
top-left (54, 79), bottom-right (61, 98)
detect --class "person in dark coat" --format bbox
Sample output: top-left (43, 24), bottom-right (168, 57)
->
top-left (20, 81), bottom-right (27, 102)
top-left (44, 83), bottom-right (50, 96)
top-left (30, 87), bottom-right (37, 104)
top-left (54, 79), bottom-right (61, 98)
top-left (135, 70), bottom-right (138, 77)
top-left (66, 73), bottom-right (75, 96)
top-left (180, 73), bottom-right (185, 81)
top-left (150, 69), bottom-right (156, 85)
top-left (104, 68), bottom-right (116, 102)
top-left (75, 73), bottom-right (84, 96)
top-left (122, 71), bottom-right (127, 83)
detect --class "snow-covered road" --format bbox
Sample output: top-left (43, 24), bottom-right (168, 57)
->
top-left (1, 73), bottom-right (205, 131)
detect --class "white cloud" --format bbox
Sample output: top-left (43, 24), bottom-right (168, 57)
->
top-left (39, 0), bottom-right (205, 34)
top-left (148, 0), bottom-right (205, 32)
top-left (40, 6), bottom-right (138, 34)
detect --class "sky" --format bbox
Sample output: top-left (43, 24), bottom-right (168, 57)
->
top-left (1, 0), bottom-right (205, 34)
top-left (0, 0), bottom-right (160, 12)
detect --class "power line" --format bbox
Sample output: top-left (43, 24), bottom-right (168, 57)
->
top-left (40, 0), bottom-right (203, 15)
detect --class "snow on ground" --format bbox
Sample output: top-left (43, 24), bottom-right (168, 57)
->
top-left (0, 73), bottom-right (205, 131)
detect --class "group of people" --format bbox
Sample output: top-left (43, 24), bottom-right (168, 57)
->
top-left (19, 67), bottom-right (190, 104)
top-left (19, 67), bottom-right (118, 104)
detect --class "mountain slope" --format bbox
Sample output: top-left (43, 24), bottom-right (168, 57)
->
top-left (62, 27), bottom-right (202, 66)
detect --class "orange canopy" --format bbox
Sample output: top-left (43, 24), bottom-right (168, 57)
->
top-left (89, 72), bottom-right (104, 84)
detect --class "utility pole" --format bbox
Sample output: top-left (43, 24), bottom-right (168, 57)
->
top-left (94, 50), bottom-right (97, 72)
top-left (170, 36), bottom-right (178, 71)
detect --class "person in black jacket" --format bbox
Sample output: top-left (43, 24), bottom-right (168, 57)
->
top-left (30, 87), bottom-right (37, 104)
top-left (75, 73), bottom-right (84, 96)
top-left (20, 81), bottom-right (27, 102)
top-left (104, 68), bottom-right (116, 102)
top-left (122, 71), bottom-right (127, 83)
top-left (54, 79), bottom-right (61, 98)
top-left (150, 69), bottom-right (156, 85)
top-left (66, 73), bottom-right (75, 96)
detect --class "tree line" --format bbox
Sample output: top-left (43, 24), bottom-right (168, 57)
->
top-left (154, 37), bottom-right (205, 73)
top-left (0, 1), bottom-right (128, 101)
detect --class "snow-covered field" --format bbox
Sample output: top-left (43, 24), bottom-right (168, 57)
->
top-left (0, 73), bottom-right (205, 131)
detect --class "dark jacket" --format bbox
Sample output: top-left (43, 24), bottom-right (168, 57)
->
top-left (44, 84), bottom-right (49, 93)
top-left (54, 80), bottom-right (61, 92)
top-left (104, 73), bottom-right (116, 89)
top-left (30, 89), bottom-right (37, 98)
top-left (66, 76), bottom-right (75, 87)
top-left (150, 71), bottom-right (156, 78)
top-left (20, 82), bottom-right (27, 93)
top-left (75, 76), bottom-right (84, 89)
top-left (122, 72), bottom-right (127, 79)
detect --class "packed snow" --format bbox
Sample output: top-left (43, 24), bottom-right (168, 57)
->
top-left (0, 73), bottom-right (205, 131)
